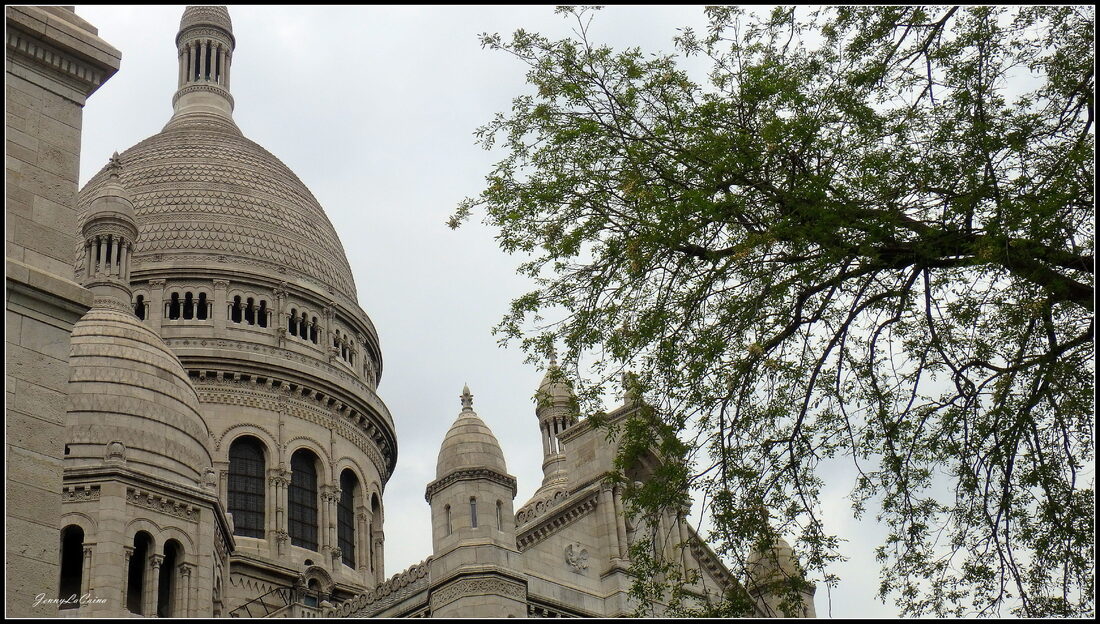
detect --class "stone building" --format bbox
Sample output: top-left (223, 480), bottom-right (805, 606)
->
top-left (5, 5), bottom-right (816, 618)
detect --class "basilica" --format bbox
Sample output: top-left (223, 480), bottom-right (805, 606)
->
top-left (5, 6), bottom-right (815, 618)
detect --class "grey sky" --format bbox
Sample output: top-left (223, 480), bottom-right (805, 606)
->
top-left (74, 5), bottom-right (896, 618)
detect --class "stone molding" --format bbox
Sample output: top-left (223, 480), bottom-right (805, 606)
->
top-left (516, 488), bottom-right (569, 527)
top-left (424, 468), bottom-right (518, 502)
top-left (172, 82), bottom-right (234, 108)
top-left (686, 533), bottom-right (737, 590)
top-left (6, 17), bottom-right (116, 97)
top-left (327, 558), bottom-right (432, 617)
top-left (62, 485), bottom-right (101, 503)
top-left (126, 486), bottom-right (200, 523)
top-left (517, 489), bottom-right (599, 550)
top-left (429, 574), bottom-right (527, 611)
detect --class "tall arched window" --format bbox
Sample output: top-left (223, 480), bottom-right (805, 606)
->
top-left (497, 500), bottom-right (504, 530)
top-left (445, 505), bottom-right (452, 535)
top-left (228, 437), bottom-right (265, 538)
top-left (257, 300), bottom-right (268, 327)
top-left (127, 532), bottom-right (153, 614)
top-left (310, 318), bottom-right (318, 343)
top-left (289, 449), bottom-right (319, 551)
top-left (244, 297), bottom-right (255, 325)
top-left (338, 469), bottom-right (358, 567)
top-left (470, 497), bottom-right (478, 528)
top-left (183, 292), bottom-right (194, 319)
top-left (58, 525), bottom-right (84, 608)
top-left (197, 293), bottom-right (208, 320)
top-left (289, 308), bottom-right (298, 336)
top-left (369, 494), bottom-right (380, 574)
top-left (231, 296), bottom-right (243, 323)
top-left (157, 540), bottom-right (182, 617)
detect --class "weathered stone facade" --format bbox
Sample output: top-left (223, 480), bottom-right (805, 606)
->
top-left (5, 5), bottom-right (119, 617)
top-left (6, 5), bottom-right (816, 618)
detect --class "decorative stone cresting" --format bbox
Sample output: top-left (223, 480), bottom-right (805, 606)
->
top-left (324, 558), bottom-right (433, 617)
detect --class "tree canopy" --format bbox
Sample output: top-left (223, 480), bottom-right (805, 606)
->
top-left (453, 6), bottom-right (1094, 617)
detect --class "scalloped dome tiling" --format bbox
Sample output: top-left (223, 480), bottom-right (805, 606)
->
top-left (77, 114), bottom-right (358, 300)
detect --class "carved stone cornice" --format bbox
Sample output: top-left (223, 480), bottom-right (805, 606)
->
top-left (62, 485), bottom-right (101, 503)
top-left (424, 468), bottom-right (518, 502)
top-left (517, 489), bottom-right (599, 550)
top-left (429, 574), bottom-right (527, 611)
top-left (126, 487), bottom-right (200, 523)
top-left (172, 82), bottom-right (234, 108)
top-left (6, 16), bottom-right (118, 97)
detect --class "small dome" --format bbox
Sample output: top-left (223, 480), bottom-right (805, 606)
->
top-left (66, 306), bottom-right (212, 485)
top-left (435, 386), bottom-right (508, 479)
top-left (81, 154), bottom-right (135, 231)
top-left (179, 5), bottom-right (232, 35)
top-left (535, 353), bottom-right (576, 413)
top-left (747, 538), bottom-right (802, 583)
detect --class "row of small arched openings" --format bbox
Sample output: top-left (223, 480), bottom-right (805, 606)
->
top-left (226, 436), bottom-right (381, 571)
top-left (59, 525), bottom-right (188, 617)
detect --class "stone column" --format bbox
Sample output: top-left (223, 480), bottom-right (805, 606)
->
top-left (144, 553), bottom-right (163, 616)
top-left (121, 546), bottom-right (133, 612)
top-left (177, 563), bottom-right (193, 616)
top-left (356, 506), bottom-right (370, 574)
top-left (198, 39), bottom-right (207, 81)
top-left (374, 534), bottom-right (385, 584)
top-left (676, 509), bottom-right (699, 584)
top-left (81, 544), bottom-right (93, 596)
top-left (272, 468), bottom-right (289, 556)
top-left (178, 45), bottom-right (186, 86)
top-left (612, 485), bottom-right (628, 559)
top-left (224, 49), bottom-right (231, 89)
top-left (600, 483), bottom-right (621, 565)
top-left (148, 279), bottom-right (166, 327)
top-left (323, 306), bottom-right (335, 362)
top-left (213, 279), bottom-right (228, 332)
top-left (363, 508), bottom-right (374, 579)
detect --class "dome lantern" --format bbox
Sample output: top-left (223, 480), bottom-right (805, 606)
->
top-left (80, 152), bottom-right (138, 312)
top-left (172, 5), bottom-right (235, 120)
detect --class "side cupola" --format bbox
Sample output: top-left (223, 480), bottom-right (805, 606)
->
top-left (425, 386), bottom-right (518, 554)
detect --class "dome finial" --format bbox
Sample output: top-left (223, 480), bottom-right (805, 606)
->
top-left (107, 151), bottom-right (122, 178)
top-left (461, 384), bottom-right (474, 412)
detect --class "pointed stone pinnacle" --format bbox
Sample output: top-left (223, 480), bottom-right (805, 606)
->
top-left (460, 384), bottom-right (473, 412)
top-left (549, 347), bottom-right (558, 368)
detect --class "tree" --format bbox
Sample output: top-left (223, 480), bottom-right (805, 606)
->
top-left (452, 6), bottom-right (1094, 617)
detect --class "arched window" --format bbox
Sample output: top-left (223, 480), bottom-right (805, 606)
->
top-left (445, 505), bottom-right (452, 536)
top-left (197, 293), bottom-right (208, 320)
top-left (369, 494), bottom-right (381, 574)
top-left (182, 292), bottom-right (194, 320)
top-left (244, 297), bottom-right (255, 325)
top-left (497, 500), bottom-right (503, 530)
top-left (470, 497), bottom-right (478, 528)
top-left (310, 318), bottom-right (318, 343)
top-left (134, 294), bottom-right (146, 320)
top-left (231, 296), bottom-right (242, 323)
top-left (58, 525), bottom-right (84, 608)
top-left (168, 292), bottom-right (181, 320)
top-left (338, 469), bottom-right (358, 567)
top-left (228, 437), bottom-right (265, 538)
top-left (157, 540), bottom-right (182, 617)
top-left (300, 312), bottom-right (309, 340)
top-left (257, 300), bottom-right (268, 328)
top-left (289, 449), bottom-right (319, 551)
top-left (127, 531), bottom-right (153, 614)
top-left (289, 308), bottom-right (298, 336)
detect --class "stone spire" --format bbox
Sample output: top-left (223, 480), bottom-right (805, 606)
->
top-left (80, 152), bottom-right (138, 311)
top-left (460, 383), bottom-right (474, 413)
top-left (171, 6), bottom-right (235, 120)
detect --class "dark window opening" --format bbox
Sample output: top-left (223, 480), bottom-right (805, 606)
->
top-left (197, 293), bottom-right (208, 320)
top-left (289, 309), bottom-right (298, 336)
top-left (59, 525), bottom-right (84, 608)
top-left (157, 541), bottom-right (181, 617)
top-left (244, 298), bottom-right (255, 325)
top-left (289, 450), bottom-right (319, 551)
top-left (257, 301), bottom-right (268, 328)
top-left (168, 292), bottom-right (181, 320)
top-left (127, 532), bottom-right (152, 614)
top-left (310, 318), bottom-right (318, 344)
top-left (183, 292), bottom-right (194, 320)
top-left (470, 497), bottom-right (478, 528)
top-left (338, 470), bottom-right (357, 567)
top-left (228, 437), bottom-right (265, 538)
top-left (231, 296), bottom-right (242, 324)
top-left (134, 295), bottom-right (146, 320)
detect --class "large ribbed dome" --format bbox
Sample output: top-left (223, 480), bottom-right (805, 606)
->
top-left (67, 306), bottom-right (212, 484)
top-left (77, 114), bottom-right (359, 300)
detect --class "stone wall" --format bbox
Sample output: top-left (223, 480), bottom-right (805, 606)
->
top-left (5, 6), bottom-right (119, 617)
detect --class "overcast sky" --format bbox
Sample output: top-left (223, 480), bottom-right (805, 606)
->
top-left (74, 5), bottom-right (897, 618)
